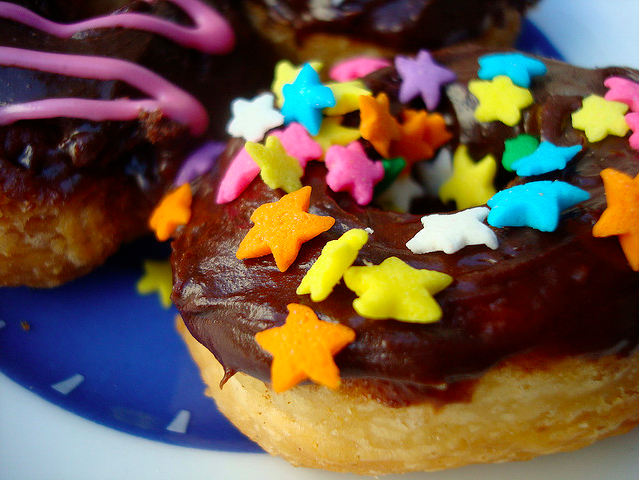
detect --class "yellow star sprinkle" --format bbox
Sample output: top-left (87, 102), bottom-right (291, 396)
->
top-left (136, 260), bottom-right (173, 308)
top-left (271, 59), bottom-right (324, 107)
top-left (468, 75), bottom-right (533, 126)
top-left (323, 80), bottom-right (372, 116)
top-left (245, 136), bottom-right (303, 193)
top-left (255, 303), bottom-right (356, 392)
top-left (313, 116), bottom-right (362, 154)
top-left (149, 183), bottom-right (192, 242)
top-left (439, 145), bottom-right (497, 209)
top-left (571, 94), bottom-right (629, 143)
top-left (297, 228), bottom-right (369, 302)
top-left (343, 256), bottom-right (452, 323)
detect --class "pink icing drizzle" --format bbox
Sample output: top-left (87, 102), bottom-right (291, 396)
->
top-left (0, 46), bottom-right (208, 135)
top-left (0, 0), bottom-right (234, 54)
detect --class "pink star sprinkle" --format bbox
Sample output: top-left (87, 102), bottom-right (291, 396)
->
top-left (325, 141), bottom-right (384, 205)
top-left (270, 122), bottom-right (323, 168)
top-left (605, 77), bottom-right (639, 112)
top-left (216, 147), bottom-right (259, 204)
top-left (626, 112), bottom-right (639, 151)
top-left (395, 50), bottom-right (456, 110)
top-left (329, 56), bottom-right (392, 82)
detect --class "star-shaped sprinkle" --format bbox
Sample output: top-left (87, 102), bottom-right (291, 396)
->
top-left (297, 229), bottom-right (369, 302)
top-left (281, 63), bottom-right (336, 136)
top-left (502, 134), bottom-right (539, 172)
top-left (216, 147), bottom-right (259, 204)
top-left (270, 122), bottom-right (323, 168)
top-left (375, 175), bottom-right (424, 213)
top-left (374, 157), bottom-right (406, 195)
top-left (390, 109), bottom-right (452, 169)
top-left (511, 141), bottom-right (582, 177)
top-left (236, 186), bottom-right (335, 272)
top-left (255, 303), bottom-right (355, 392)
top-left (245, 136), bottom-right (304, 193)
top-left (174, 141), bottom-right (225, 187)
top-left (468, 75), bottom-right (533, 126)
top-left (571, 94), bottom-right (629, 143)
top-left (478, 53), bottom-right (547, 88)
top-left (359, 92), bottom-right (402, 158)
top-left (415, 148), bottom-right (453, 195)
top-left (324, 80), bottom-right (371, 116)
top-left (406, 207), bottom-right (498, 254)
top-left (226, 92), bottom-right (284, 142)
top-left (592, 168), bottom-right (639, 271)
top-left (313, 116), bottom-right (362, 153)
top-left (439, 145), bottom-right (497, 210)
top-left (271, 59), bottom-right (323, 107)
top-left (325, 141), bottom-right (384, 205)
top-left (395, 50), bottom-right (456, 110)
top-left (328, 56), bottom-right (391, 82)
top-left (136, 260), bottom-right (173, 308)
top-left (604, 76), bottom-right (639, 112)
top-left (487, 180), bottom-right (590, 232)
top-left (218, 124), bottom-right (321, 204)
top-left (149, 183), bottom-right (192, 241)
top-left (343, 256), bottom-right (453, 323)
top-left (626, 112), bottom-right (639, 151)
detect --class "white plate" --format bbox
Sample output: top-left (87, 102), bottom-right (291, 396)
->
top-left (2, 0), bottom-right (639, 478)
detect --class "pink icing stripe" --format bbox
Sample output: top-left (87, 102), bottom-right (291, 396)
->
top-left (0, 46), bottom-right (208, 135)
top-left (0, 0), bottom-right (234, 54)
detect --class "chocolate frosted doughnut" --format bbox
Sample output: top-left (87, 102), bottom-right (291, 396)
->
top-left (171, 45), bottom-right (639, 473)
top-left (0, 0), bottom-right (277, 287)
top-left (239, 0), bottom-right (539, 64)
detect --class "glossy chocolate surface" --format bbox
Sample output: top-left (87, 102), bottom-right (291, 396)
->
top-left (173, 46), bottom-right (639, 405)
top-left (243, 0), bottom-right (537, 51)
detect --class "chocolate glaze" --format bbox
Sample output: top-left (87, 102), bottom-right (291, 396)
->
top-left (242, 0), bottom-right (537, 52)
top-left (173, 46), bottom-right (639, 406)
top-left (0, 0), bottom-right (278, 205)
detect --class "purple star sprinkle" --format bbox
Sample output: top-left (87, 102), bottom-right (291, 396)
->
top-left (395, 50), bottom-right (456, 110)
top-left (174, 141), bottom-right (226, 186)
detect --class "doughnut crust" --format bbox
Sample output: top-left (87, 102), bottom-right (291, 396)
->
top-left (178, 317), bottom-right (639, 474)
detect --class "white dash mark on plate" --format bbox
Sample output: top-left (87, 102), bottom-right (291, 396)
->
top-left (0, 320), bottom-right (6, 330)
top-left (51, 373), bottom-right (85, 395)
top-left (166, 409), bottom-right (191, 434)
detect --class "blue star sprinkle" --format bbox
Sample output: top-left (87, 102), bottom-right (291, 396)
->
top-left (395, 49), bottom-right (457, 110)
top-left (511, 142), bottom-right (582, 176)
top-left (478, 53), bottom-right (547, 88)
top-left (281, 63), bottom-right (336, 135)
top-left (487, 180), bottom-right (590, 232)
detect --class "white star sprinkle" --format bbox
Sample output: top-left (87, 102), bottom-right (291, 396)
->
top-left (406, 207), bottom-right (498, 254)
top-left (415, 148), bottom-right (453, 195)
top-left (226, 92), bottom-right (284, 142)
top-left (376, 175), bottom-right (424, 213)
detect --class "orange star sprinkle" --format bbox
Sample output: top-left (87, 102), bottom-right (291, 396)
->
top-left (236, 186), bottom-right (335, 272)
top-left (390, 109), bottom-right (452, 171)
top-left (359, 92), bottom-right (401, 158)
top-left (592, 168), bottom-right (639, 270)
top-left (149, 183), bottom-right (192, 241)
top-left (255, 303), bottom-right (356, 392)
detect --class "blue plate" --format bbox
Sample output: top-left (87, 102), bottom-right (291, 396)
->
top-left (0, 20), bottom-right (560, 454)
